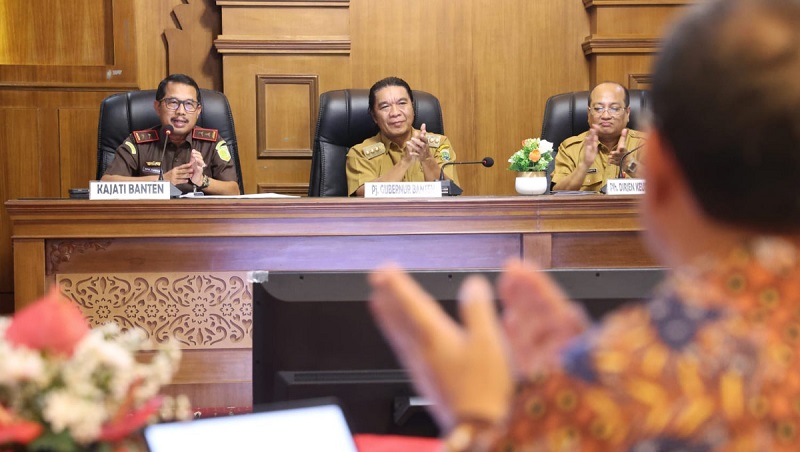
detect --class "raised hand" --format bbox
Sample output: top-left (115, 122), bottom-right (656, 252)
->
top-left (368, 265), bottom-right (513, 431)
top-left (608, 128), bottom-right (629, 166)
top-left (583, 125), bottom-right (601, 166)
top-left (497, 260), bottom-right (590, 378)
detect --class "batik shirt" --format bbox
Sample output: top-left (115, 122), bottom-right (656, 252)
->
top-left (487, 237), bottom-right (800, 451)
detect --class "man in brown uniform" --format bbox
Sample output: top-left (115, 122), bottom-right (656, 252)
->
top-left (102, 74), bottom-right (240, 195)
top-left (551, 82), bottom-right (646, 192)
top-left (346, 77), bottom-right (459, 197)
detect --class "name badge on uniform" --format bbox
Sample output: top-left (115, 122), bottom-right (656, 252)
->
top-left (587, 168), bottom-right (598, 173)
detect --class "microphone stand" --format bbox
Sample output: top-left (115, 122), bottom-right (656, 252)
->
top-left (439, 161), bottom-right (463, 196)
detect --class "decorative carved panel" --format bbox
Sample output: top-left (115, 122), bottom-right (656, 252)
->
top-left (255, 74), bottom-right (319, 158)
top-left (47, 240), bottom-right (113, 274)
top-left (58, 272), bottom-right (252, 349)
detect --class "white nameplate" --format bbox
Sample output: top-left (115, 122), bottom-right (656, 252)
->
top-left (90, 180), bottom-right (173, 200)
top-left (364, 181), bottom-right (443, 198)
top-left (605, 178), bottom-right (646, 195)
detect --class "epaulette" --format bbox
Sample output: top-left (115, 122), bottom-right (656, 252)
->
top-left (132, 129), bottom-right (159, 144)
top-left (192, 127), bottom-right (219, 141)
top-left (560, 134), bottom-right (584, 150)
top-left (362, 142), bottom-right (386, 160)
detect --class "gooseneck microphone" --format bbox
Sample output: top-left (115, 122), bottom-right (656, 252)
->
top-left (438, 157), bottom-right (495, 181)
top-left (616, 142), bottom-right (645, 178)
top-left (158, 125), bottom-right (175, 181)
top-left (438, 156), bottom-right (495, 196)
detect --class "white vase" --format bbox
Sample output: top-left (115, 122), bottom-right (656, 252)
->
top-left (515, 171), bottom-right (548, 195)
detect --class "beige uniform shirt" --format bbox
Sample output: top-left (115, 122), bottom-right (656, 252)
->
top-left (345, 130), bottom-right (459, 196)
top-left (551, 129), bottom-right (646, 192)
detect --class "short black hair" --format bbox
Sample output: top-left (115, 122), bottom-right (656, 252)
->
top-left (155, 73), bottom-right (202, 104)
top-left (651, 0), bottom-right (800, 232)
top-left (588, 82), bottom-right (630, 107)
top-left (368, 77), bottom-right (414, 112)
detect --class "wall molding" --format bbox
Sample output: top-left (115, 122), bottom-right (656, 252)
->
top-left (257, 183), bottom-right (309, 196)
top-left (584, 0), bottom-right (694, 7)
top-left (582, 36), bottom-right (661, 55)
top-left (216, 0), bottom-right (348, 6)
top-left (214, 38), bottom-right (350, 55)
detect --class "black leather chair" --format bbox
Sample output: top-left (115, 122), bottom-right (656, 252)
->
top-left (96, 89), bottom-right (244, 194)
top-left (540, 89), bottom-right (650, 154)
top-left (308, 89), bottom-right (444, 197)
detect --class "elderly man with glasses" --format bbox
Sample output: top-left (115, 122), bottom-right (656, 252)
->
top-left (551, 82), bottom-right (646, 192)
top-left (101, 73), bottom-right (239, 195)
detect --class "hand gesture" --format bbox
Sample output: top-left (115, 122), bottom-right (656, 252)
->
top-left (608, 128), bottom-right (629, 166)
top-left (188, 149), bottom-right (207, 186)
top-left (404, 123), bottom-right (433, 163)
top-left (497, 260), bottom-right (590, 378)
top-left (583, 125), bottom-right (601, 166)
top-left (164, 162), bottom-right (193, 185)
top-left (368, 265), bottom-right (513, 431)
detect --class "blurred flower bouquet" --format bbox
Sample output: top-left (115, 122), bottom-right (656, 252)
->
top-left (507, 138), bottom-right (554, 173)
top-left (0, 288), bottom-right (188, 451)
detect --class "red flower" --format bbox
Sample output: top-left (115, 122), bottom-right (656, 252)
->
top-left (97, 396), bottom-right (163, 442)
top-left (0, 406), bottom-right (43, 445)
top-left (5, 287), bottom-right (89, 357)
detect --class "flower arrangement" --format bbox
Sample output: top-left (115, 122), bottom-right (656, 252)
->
top-left (507, 138), bottom-right (555, 173)
top-left (0, 288), bottom-right (189, 451)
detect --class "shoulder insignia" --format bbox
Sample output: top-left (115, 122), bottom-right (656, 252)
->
top-left (192, 127), bottom-right (219, 141)
top-left (133, 129), bottom-right (159, 144)
top-left (438, 146), bottom-right (452, 162)
top-left (123, 140), bottom-right (137, 155)
top-left (363, 142), bottom-right (386, 160)
top-left (215, 140), bottom-right (231, 162)
top-left (561, 135), bottom-right (584, 150)
top-left (427, 135), bottom-right (442, 147)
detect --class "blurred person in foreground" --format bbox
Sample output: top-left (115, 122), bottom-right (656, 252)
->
top-left (369, 0), bottom-right (800, 449)
top-left (346, 77), bottom-right (459, 197)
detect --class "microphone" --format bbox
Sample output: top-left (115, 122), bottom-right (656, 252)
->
top-left (158, 125), bottom-right (174, 181)
top-left (616, 142), bottom-right (646, 178)
top-left (438, 157), bottom-right (495, 196)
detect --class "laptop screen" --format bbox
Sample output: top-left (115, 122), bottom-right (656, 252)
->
top-left (145, 400), bottom-right (358, 452)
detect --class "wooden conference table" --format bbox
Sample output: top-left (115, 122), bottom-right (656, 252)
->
top-left (7, 195), bottom-right (659, 409)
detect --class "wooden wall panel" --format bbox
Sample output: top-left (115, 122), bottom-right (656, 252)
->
top-left (583, 1), bottom-right (692, 86)
top-left (0, 108), bottom-right (41, 300)
top-left (0, 0), bottom-right (137, 88)
top-left (59, 109), bottom-right (102, 195)
top-left (220, 6), bottom-right (349, 38)
top-left (0, 0), bottom-right (112, 66)
top-left (256, 75), bottom-right (318, 158)
top-left (471, 0), bottom-right (591, 196)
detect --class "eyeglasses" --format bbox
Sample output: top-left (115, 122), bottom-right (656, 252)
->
top-left (160, 98), bottom-right (200, 112)
top-left (590, 105), bottom-right (626, 117)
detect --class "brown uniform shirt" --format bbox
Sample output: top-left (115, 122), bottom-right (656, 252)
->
top-left (345, 130), bottom-right (460, 197)
top-left (103, 125), bottom-right (237, 194)
top-left (551, 129), bottom-right (646, 192)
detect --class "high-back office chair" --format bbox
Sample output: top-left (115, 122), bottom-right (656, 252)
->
top-left (308, 89), bottom-right (445, 197)
top-left (540, 89), bottom-right (650, 154)
top-left (96, 89), bottom-right (245, 194)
